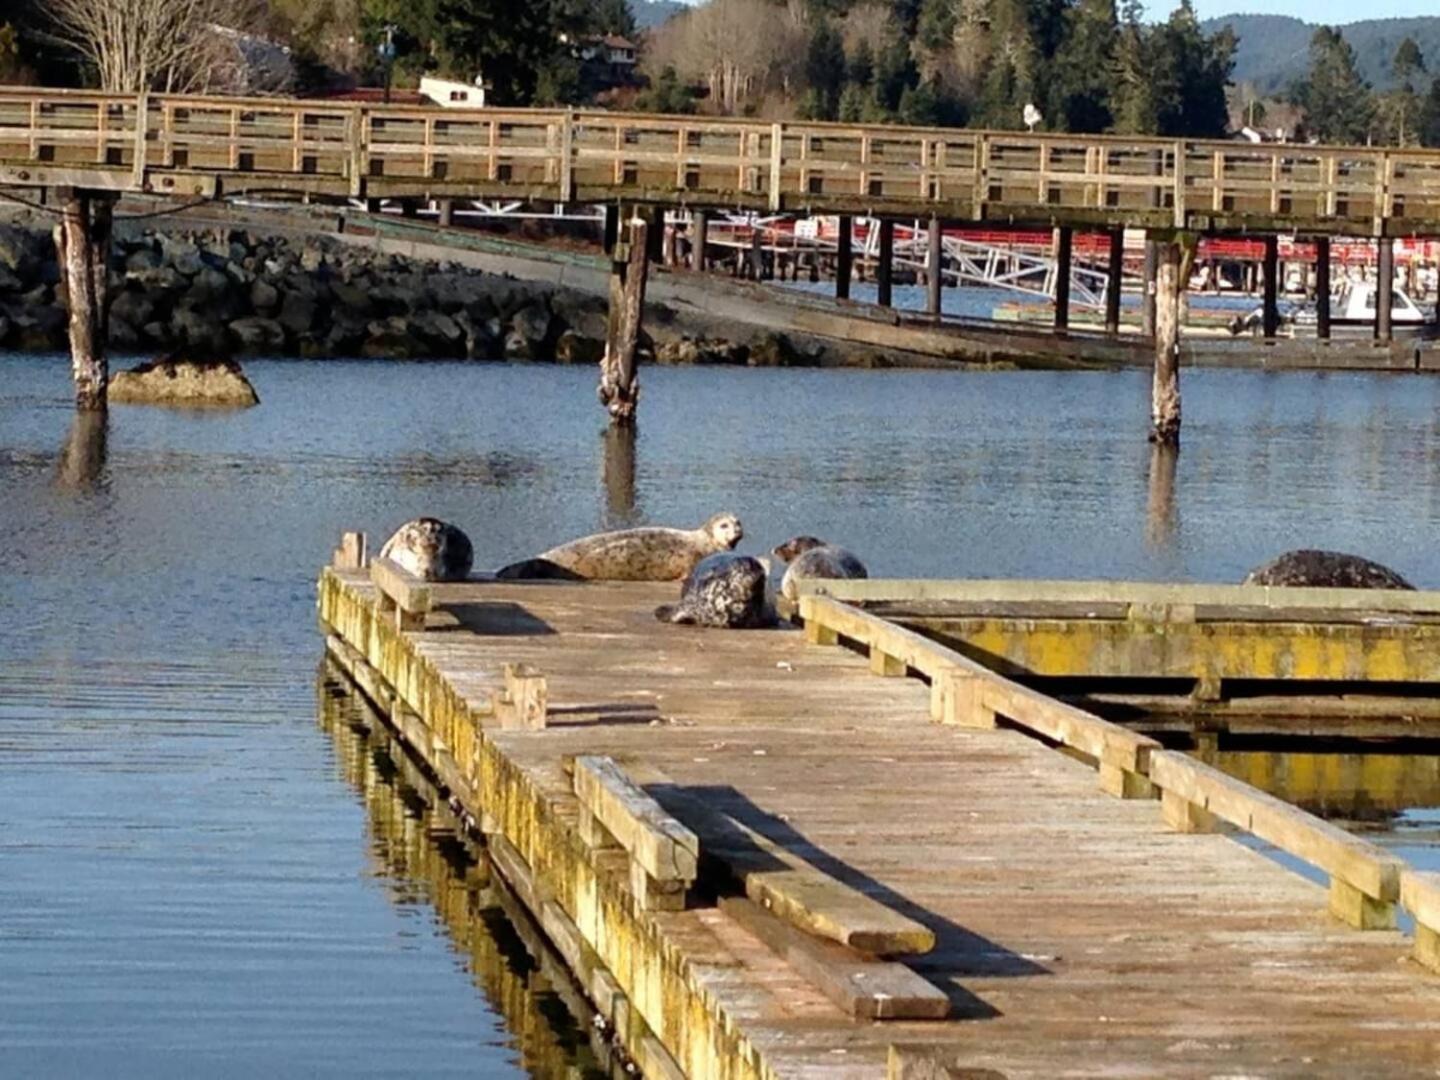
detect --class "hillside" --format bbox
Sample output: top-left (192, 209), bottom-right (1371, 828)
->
top-left (632, 0), bottom-right (687, 30)
top-left (1205, 14), bottom-right (1440, 95)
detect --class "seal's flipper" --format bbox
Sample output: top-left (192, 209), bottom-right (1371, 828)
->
top-left (496, 558), bottom-right (585, 581)
top-left (654, 604), bottom-right (694, 624)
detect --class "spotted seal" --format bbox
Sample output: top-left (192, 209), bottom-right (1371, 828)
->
top-left (654, 553), bottom-right (774, 628)
top-left (1242, 549), bottom-right (1414, 590)
top-left (497, 513), bottom-right (743, 581)
top-left (378, 518), bottom-right (474, 582)
top-left (772, 535), bottom-right (868, 601)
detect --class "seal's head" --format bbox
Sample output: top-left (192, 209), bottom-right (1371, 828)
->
top-left (772, 535), bottom-right (828, 562)
top-left (702, 513), bottom-right (744, 551)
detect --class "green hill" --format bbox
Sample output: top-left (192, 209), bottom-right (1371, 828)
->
top-left (632, 0), bottom-right (687, 30)
top-left (1204, 14), bottom-right (1440, 95)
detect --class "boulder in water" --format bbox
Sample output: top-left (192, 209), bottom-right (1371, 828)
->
top-left (108, 357), bottom-right (260, 407)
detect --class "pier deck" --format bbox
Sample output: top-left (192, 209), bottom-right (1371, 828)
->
top-left (318, 569), bottom-right (1440, 1078)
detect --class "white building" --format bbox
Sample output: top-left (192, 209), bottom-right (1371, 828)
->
top-left (419, 75), bottom-right (487, 109)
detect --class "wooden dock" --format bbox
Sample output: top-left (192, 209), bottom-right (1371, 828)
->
top-left (318, 557), bottom-right (1440, 1079)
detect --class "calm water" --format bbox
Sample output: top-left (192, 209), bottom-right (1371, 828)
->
top-left (6, 352), bottom-right (1440, 1073)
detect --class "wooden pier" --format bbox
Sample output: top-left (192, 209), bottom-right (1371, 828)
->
top-left (317, 551), bottom-right (1440, 1079)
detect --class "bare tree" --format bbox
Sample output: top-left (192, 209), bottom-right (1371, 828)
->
top-left (48, 0), bottom-right (261, 93)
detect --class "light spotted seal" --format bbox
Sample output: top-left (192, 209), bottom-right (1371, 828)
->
top-left (654, 553), bottom-right (774, 628)
top-left (378, 517), bottom-right (474, 582)
top-left (497, 513), bottom-right (743, 581)
top-left (772, 535), bottom-right (868, 600)
top-left (1242, 549), bottom-right (1414, 590)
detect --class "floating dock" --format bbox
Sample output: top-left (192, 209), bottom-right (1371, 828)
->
top-left (317, 549), bottom-right (1440, 1078)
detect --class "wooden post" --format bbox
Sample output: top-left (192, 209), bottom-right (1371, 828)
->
top-left (926, 216), bottom-right (943, 319)
top-left (877, 219), bottom-right (894, 308)
top-left (56, 188), bottom-right (113, 411)
top-left (749, 226), bottom-right (765, 280)
top-left (1151, 238), bottom-right (1183, 447)
top-left (1262, 235), bottom-right (1279, 339)
top-left (1141, 240), bottom-right (1158, 338)
top-left (1053, 225), bottom-right (1072, 331)
top-left (836, 214), bottom-right (853, 301)
top-left (646, 206), bottom-right (665, 264)
top-left (598, 214), bottom-right (650, 424)
top-left (1105, 226), bottom-right (1124, 335)
top-left (692, 210), bottom-right (708, 271)
top-left (1315, 236), bottom-right (1332, 340)
top-left (602, 204), bottom-right (619, 256)
top-left (601, 422), bottom-right (637, 527)
top-left (1145, 442), bottom-right (1178, 551)
top-left (1376, 237), bottom-right (1394, 341)
top-left (437, 199), bottom-right (454, 228)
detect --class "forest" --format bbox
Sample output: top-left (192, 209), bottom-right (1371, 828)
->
top-left (2, 0), bottom-right (1440, 146)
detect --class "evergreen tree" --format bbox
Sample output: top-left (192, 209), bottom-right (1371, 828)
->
top-left (1292, 26), bottom-right (1375, 144)
top-left (848, 40), bottom-right (875, 88)
top-left (1381, 38), bottom-right (1425, 144)
top-left (917, 0), bottom-right (957, 52)
top-left (872, 37), bottom-right (919, 113)
top-left (804, 20), bottom-right (847, 120)
top-left (976, 0), bottom-right (1037, 127)
top-left (1150, 3), bottom-right (1233, 138)
top-left (1420, 75), bottom-right (1440, 148)
top-left (1110, 0), bottom-right (1158, 134)
top-left (1048, 0), bottom-right (1118, 132)
top-left (838, 82), bottom-right (868, 122)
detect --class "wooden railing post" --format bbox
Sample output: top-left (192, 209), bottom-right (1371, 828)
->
top-left (769, 122), bottom-right (784, 212)
top-left (558, 110), bottom-right (574, 205)
top-left (131, 93), bottom-right (149, 187)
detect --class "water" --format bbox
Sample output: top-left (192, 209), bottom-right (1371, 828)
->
top-left (6, 352), bottom-right (1440, 1072)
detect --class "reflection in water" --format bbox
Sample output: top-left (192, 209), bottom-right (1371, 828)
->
top-left (600, 424), bottom-right (637, 528)
top-left (1145, 443), bottom-right (1178, 553)
top-left (1199, 743), bottom-right (1440, 825)
top-left (54, 409), bottom-right (108, 492)
top-left (316, 668), bottom-right (616, 1080)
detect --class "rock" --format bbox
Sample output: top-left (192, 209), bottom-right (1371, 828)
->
top-left (654, 336), bottom-right (747, 366)
top-left (171, 250), bottom-right (204, 278)
top-left (369, 283), bottom-right (416, 316)
top-left (554, 330), bottom-right (603, 365)
top-left (299, 246), bottom-right (326, 273)
top-left (124, 247), bottom-right (163, 273)
top-left (109, 288), bottom-right (156, 330)
top-left (250, 279), bottom-right (279, 312)
top-left (409, 310), bottom-right (464, 353)
top-left (363, 316), bottom-right (423, 359)
top-left (329, 281), bottom-right (371, 316)
top-left (0, 266), bottom-right (23, 293)
top-left (508, 304), bottom-right (552, 354)
top-left (0, 315), bottom-right (11, 343)
top-left (108, 314), bottom-right (141, 349)
top-left (108, 357), bottom-right (259, 407)
top-left (0, 224), bottom-right (46, 281)
top-left (278, 291), bottom-right (318, 336)
top-left (229, 316), bottom-right (286, 352)
top-left (170, 307), bottom-right (229, 353)
top-left (746, 332), bottom-right (808, 367)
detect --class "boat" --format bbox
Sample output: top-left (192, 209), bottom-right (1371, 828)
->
top-left (1228, 279), bottom-right (1438, 339)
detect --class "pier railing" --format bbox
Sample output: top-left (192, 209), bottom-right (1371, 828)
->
top-left (3, 87), bottom-right (1440, 235)
top-left (796, 589), bottom-right (1440, 957)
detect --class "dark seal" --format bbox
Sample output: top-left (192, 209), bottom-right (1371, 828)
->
top-left (772, 535), bottom-right (868, 600)
top-left (378, 517), bottom-right (474, 582)
top-left (1242, 549), bottom-right (1414, 590)
top-left (654, 553), bottom-right (773, 628)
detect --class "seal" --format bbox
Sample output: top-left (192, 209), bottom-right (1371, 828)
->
top-left (654, 553), bottom-right (773, 628)
top-left (378, 517), bottom-right (474, 582)
top-left (1242, 549), bottom-right (1414, 590)
top-left (497, 513), bottom-right (743, 581)
top-left (772, 535), bottom-right (868, 601)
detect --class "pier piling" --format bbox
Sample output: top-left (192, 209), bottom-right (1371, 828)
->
top-left (1316, 236), bottom-right (1332, 339)
top-left (1105, 227), bottom-right (1123, 335)
top-left (926, 216), bottom-right (943, 319)
top-left (1151, 238), bottom-right (1184, 446)
top-left (1377, 237), bottom-right (1394, 341)
top-left (1262, 236), bottom-right (1279, 339)
top-left (836, 215), bottom-right (853, 301)
top-left (1053, 226), bottom-right (1073, 331)
top-left (877, 219), bottom-right (894, 308)
top-left (691, 210), bottom-right (708, 271)
top-left (56, 188), bottom-right (114, 411)
top-left (598, 213), bottom-right (649, 424)
top-left (1141, 241), bottom-right (1158, 338)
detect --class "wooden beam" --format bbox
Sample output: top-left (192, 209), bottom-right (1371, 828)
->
top-left (877, 218), bottom-right (894, 308)
top-left (888, 1045), bottom-right (1008, 1080)
top-left (1151, 237), bottom-right (1181, 446)
top-left (719, 897), bottom-right (949, 1020)
top-left (332, 530), bottom-right (368, 571)
top-left (1104, 226), bottom-right (1123, 335)
top-left (573, 756), bottom-right (698, 904)
top-left (1148, 750), bottom-right (1403, 929)
top-left (1262, 235), bottom-right (1279, 339)
top-left (598, 214), bottom-right (648, 424)
top-left (501, 662), bottom-right (548, 731)
top-left (1401, 871), bottom-right (1440, 973)
top-left (1315, 235), bottom-right (1331, 340)
top-left (1053, 225), bottom-right (1072, 331)
top-left (836, 214), bottom-right (853, 301)
top-left (927, 215), bottom-right (943, 319)
top-left (369, 555), bottom-right (432, 630)
top-left (1376, 237), bottom-right (1394, 342)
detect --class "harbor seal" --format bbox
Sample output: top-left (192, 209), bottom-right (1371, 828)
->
top-left (654, 554), bottom-right (774, 628)
top-left (378, 518), bottom-right (474, 582)
top-left (1242, 549), bottom-right (1414, 590)
top-left (772, 535), bottom-right (868, 601)
top-left (497, 513), bottom-right (743, 581)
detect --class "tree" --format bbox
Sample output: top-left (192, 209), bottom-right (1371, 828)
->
top-left (1048, 0), bottom-right (1118, 132)
top-left (1419, 75), bottom-right (1440, 148)
top-left (1150, 2), bottom-right (1233, 138)
top-left (1380, 38), bottom-right (1425, 145)
top-left (805, 19), bottom-right (847, 119)
top-left (1291, 26), bottom-right (1375, 145)
top-left (636, 65), bottom-right (696, 113)
top-left (916, 0), bottom-right (956, 52)
top-left (848, 38), bottom-right (874, 87)
top-left (48, 0), bottom-right (258, 91)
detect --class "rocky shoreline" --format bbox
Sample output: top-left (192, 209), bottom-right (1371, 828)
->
top-left (0, 216), bottom-right (840, 368)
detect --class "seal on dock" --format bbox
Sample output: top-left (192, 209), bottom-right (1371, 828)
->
top-left (379, 518), bottom-right (474, 582)
top-left (1242, 549), bottom-right (1414, 590)
top-left (654, 553), bottom-right (774, 628)
top-left (772, 535), bottom-right (868, 600)
top-left (496, 513), bottom-right (743, 581)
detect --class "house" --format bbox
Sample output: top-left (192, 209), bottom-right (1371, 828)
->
top-left (419, 75), bottom-right (487, 109)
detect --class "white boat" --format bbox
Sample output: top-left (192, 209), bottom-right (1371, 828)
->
top-left (1228, 280), bottom-right (1438, 339)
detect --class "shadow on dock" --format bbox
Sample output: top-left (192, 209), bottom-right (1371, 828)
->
top-left (443, 602), bottom-right (559, 636)
top-left (651, 783), bottom-right (1049, 1017)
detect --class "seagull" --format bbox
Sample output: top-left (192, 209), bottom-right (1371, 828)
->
top-left (1023, 103), bottom-right (1042, 132)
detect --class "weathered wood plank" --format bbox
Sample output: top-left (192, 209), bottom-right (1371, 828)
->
top-left (573, 755), bottom-right (699, 884)
top-left (369, 554), bottom-right (432, 622)
top-left (719, 896), bottom-right (949, 1020)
